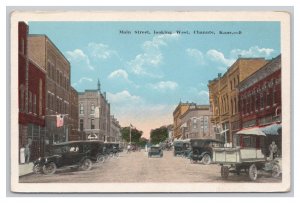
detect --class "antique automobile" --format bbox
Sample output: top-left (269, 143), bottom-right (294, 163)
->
top-left (33, 141), bottom-right (105, 175)
top-left (212, 126), bottom-right (282, 181)
top-left (104, 142), bottom-right (120, 158)
top-left (189, 139), bottom-right (224, 165)
top-left (173, 139), bottom-right (191, 157)
top-left (148, 145), bottom-right (163, 158)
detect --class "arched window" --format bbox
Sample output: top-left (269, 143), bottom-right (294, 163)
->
top-left (91, 104), bottom-right (95, 114)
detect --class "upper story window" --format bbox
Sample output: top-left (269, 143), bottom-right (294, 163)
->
top-left (79, 103), bottom-right (84, 114)
top-left (90, 104), bottom-right (95, 114)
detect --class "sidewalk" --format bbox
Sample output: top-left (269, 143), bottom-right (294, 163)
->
top-left (19, 162), bottom-right (33, 176)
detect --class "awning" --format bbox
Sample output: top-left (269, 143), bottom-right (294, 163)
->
top-left (261, 123), bottom-right (282, 136)
top-left (236, 127), bottom-right (266, 136)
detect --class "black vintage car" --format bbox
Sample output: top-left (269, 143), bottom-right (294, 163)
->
top-left (103, 142), bottom-right (120, 158)
top-left (148, 146), bottom-right (163, 158)
top-left (173, 140), bottom-right (191, 157)
top-left (33, 141), bottom-right (105, 175)
top-left (189, 139), bottom-right (224, 165)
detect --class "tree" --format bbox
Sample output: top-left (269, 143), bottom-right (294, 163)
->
top-left (121, 126), bottom-right (143, 144)
top-left (137, 137), bottom-right (149, 147)
top-left (150, 126), bottom-right (168, 145)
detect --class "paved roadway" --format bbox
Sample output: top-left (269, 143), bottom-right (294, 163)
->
top-left (19, 150), bottom-right (281, 183)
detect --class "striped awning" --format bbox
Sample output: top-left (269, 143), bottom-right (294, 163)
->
top-left (236, 127), bottom-right (266, 136)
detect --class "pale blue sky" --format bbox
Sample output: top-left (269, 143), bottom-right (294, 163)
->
top-left (29, 21), bottom-right (280, 137)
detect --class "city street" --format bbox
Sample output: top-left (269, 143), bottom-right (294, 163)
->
top-left (19, 150), bottom-right (282, 183)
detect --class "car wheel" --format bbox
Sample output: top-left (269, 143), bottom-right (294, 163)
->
top-left (272, 163), bottom-right (281, 178)
top-left (202, 154), bottom-right (212, 165)
top-left (33, 164), bottom-right (41, 174)
top-left (96, 154), bottom-right (105, 163)
top-left (42, 162), bottom-right (57, 175)
top-left (80, 159), bottom-right (93, 171)
top-left (249, 164), bottom-right (258, 181)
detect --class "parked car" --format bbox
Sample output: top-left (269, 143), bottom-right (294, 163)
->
top-left (33, 141), bottom-right (105, 175)
top-left (189, 139), bottom-right (224, 165)
top-left (173, 140), bottom-right (191, 157)
top-left (148, 146), bottom-right (163, 158)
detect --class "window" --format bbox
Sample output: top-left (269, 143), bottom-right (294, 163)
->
top-left (91, 119), bottom-right (95, 129)
top-left (20, 38), bottom-right (25, 54)
top-left (33, 94), bottom-right (37, 114)
top-left (80, 119), bottom-right (84, 131)
top-left (193, 118), bottom-right (197, 129)
top-left (80, 103), bottom-right (84, 114)
top-left (266, 91), bottom-right (271, 107)
top-left (39, 79), bottom-right (43, 115)
top-left (47, 62), bottom-right (51, 77)
top-left (28, 91), bottom-right (32, 113)
top-left (19, 85), bottom-right (25, 112)
top-left (230, 81), bottom-right (232, 90)
top-left (91, 104), bottom-right (95, 114)
top-left (260, 92), bottom-right (265, 109)
top-left (255, 93), bottom-right (259, 111)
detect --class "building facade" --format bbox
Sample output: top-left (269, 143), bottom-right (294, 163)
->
top-left (208, 58), bottom-right (268, 145)
top-left (173, 102), bottom-right (190, 139)
top-left (109, 115), bottom-right (122, 143)
top-left (78, 81), bottom-right (111, 141)
top-left (238, 55), bottom-right (281, 128)
top-left (180, 104), bottom-right (215, 140)
top-left (69, 86), bottom-right (79, 141)
top-left (28, 34), bottom-right (71, 146)
top-left (18, 22), bottom-right (46, 162)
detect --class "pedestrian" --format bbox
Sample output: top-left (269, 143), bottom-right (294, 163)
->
top-left (269, 141), bottom-right (278, 160)
top-left (24, 144), bottom-right (31, 163)
top-left (127, 144), bottom-right (131, 153)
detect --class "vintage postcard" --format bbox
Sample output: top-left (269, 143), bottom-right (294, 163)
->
top-left (10, 10), bottom-right (291, 193)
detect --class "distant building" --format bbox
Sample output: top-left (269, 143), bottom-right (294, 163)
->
top-left (166, 124), bottom-right (174, 141)
top-left (109, 115), bottom-right (122, 143)
top-left (28, 34), bottom-right (71, 145)
top-left (180, 104), bottom-right (215, 140)
top-left (208, 57), bottom-right (268, 145)
top-left (173, 102), bottom-right (191, 139)
top-left (18, 22), bottom-right (46, 162)
top-left (69, 86), bottom-right (79, 141)
top-left (78, 80), bottom-right (110, 141)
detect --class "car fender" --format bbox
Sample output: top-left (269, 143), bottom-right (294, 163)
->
top-left (200, 152), bottom-right (211, 159)
top-left (44, 155), bottom-right (61, 164)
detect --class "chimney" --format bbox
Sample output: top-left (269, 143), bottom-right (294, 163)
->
top-left (218, 73), bottom-right (222, 78)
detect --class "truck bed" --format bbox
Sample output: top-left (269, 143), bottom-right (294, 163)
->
top-left (212, 147), bottom-right (266, 164)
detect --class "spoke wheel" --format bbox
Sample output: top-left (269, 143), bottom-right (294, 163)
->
top-left (80, 159), bottom-right (92, 171)
top-left (272, 164), bottom-right (281, 178)
top-left (42, 162), bottom-right (57, 175)
top-left (96, 155), bottom-right (105, 163)
top-left (249, 164), bottom-right (258, 181)
top-left (221, 166), bottom-right (229, 179)
top-left (202, 154), bottom-right (212, 165)
top-left (33, 164), bottom-right (41, 174)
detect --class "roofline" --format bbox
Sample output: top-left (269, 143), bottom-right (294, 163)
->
top-left (28, 34), bottom-right (70, 66)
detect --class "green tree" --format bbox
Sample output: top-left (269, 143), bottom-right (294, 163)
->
top-left (150, 126), bottom-right (168, 144)
top-left (137, 137), bottom-right (149, 147)
top-left (121, 126), bottom-right (143, 144)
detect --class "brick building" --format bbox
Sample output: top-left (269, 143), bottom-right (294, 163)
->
top-left (78, 80), bottom-right (111, 141)
top-left (238, 55), bottom-right (281, 128)
top-left (109, 115), bottom-right (122, 143)
top-left (173, 102), bottom-right (191, 139)
top-left (180, 104), bottom-right (215, 140)
top-left (208, 57), bottom-right (268, 145)
top-left (69, 86), bottom-right (79, 141)
top-left (28, 34), bottom-right (71, 145)
top-left (18, 22), bottom-right (46, 162)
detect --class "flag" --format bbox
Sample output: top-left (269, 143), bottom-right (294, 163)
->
top-left (56, 115), bottom-right (64, 128)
